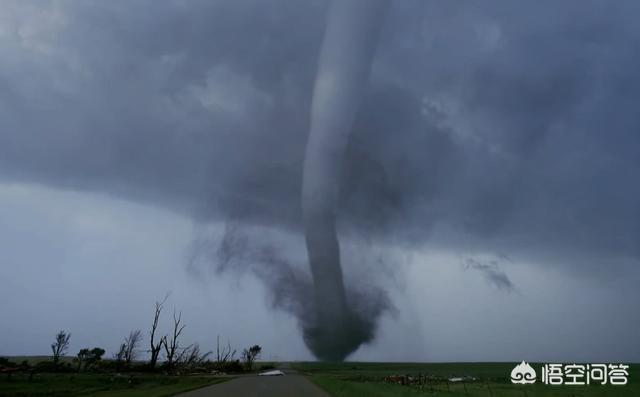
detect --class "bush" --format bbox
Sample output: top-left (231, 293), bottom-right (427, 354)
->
top-left (93, 359), bottom-right (115, 372)
top-left (34, 361), bottom-right (74, 373)
top-left (33, 361), bottom-right (57, 373)
top-left (259, 363), bottom-right (276, 371)
top-left (217, 360), bottom-right (244, 373)
top-left (77, 347), bottom-right (106, 371)
top-left (0, 357), bottom-right (17, 368)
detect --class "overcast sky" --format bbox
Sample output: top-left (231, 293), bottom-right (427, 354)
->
top-left (1, 0), bottom-right (639, 362)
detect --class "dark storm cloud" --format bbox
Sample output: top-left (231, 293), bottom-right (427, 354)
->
top-left (1, 0), bottom-right (639, 273)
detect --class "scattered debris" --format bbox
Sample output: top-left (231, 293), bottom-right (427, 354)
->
top-left (384, 374), bottom-right (478, 386)
top-left (258, 369), bottom-right (285, 376)
top-left (384, 375), bottom-right (413, 385)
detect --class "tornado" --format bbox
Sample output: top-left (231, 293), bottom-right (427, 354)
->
top-left (302, 0), bottom-right (389, 361)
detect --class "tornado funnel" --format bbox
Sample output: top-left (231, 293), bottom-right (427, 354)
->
top-left (301, 0), bottom-right (389, 361)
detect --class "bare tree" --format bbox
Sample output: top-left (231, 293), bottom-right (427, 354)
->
top-left (241, 345), bottom-right (261, 371)
top-left (51, 330), bottom-right (71, 365)
top-left (123, 330), bottom-right (143, 364)
top-left (176, 343), bottom-right (211, 370)
top-left (215, 335), bottom-right (236, 367)
top-left (149, 295), bottom-right (168, 368)
top-left (114, 343), bottom-right (127, 371)
top-left (162, 310), bottom-right (186, 371)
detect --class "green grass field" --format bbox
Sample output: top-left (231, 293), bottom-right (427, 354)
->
top-left (2, 361), bottom-right (637, 396)
top-left (293, 362), bottom-right (640, 397)
top-left (0, 373), bottom-right (227, 397)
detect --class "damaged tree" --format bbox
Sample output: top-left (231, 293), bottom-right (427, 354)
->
top-left (162, 310), bottom-right (186, 371)
top-left (176, 343), bottom-right (211, 371)
top-left (241, 345), bottom-right (261, 371)
top-left (215, 335), bottom-right (236, 367)
top-left (148, 296), bottom-right (168, 368)
top-left (123, 330), bottom-right (143, 364)
top-left (76, 347), bottom-right (105, 371)
top-left (114, 343), bottom-right (127, 371)
top-left (51, 330), bottom-right (71, 366)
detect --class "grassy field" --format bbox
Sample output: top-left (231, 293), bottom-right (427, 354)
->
top-left (293, 362), bottom-right (640, 397)
top-left (4, 357), bottom-right (74, 366)
top-left (0, 373), bottom-right (227, 397)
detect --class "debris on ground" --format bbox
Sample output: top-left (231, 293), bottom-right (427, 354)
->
top-left (258, 370), bottom-right (285, 376)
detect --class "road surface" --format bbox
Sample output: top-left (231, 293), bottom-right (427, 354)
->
top-left (177, 371), bottom-right (330, 397)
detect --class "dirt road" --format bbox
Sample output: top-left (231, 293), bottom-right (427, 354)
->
top-left (177, 371), bottom-right (330, 397)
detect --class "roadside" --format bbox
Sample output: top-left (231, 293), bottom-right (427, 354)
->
top-left (177, 365), bottom-right (330, 397)
top-left (0, 373), bottom-right (228, 397)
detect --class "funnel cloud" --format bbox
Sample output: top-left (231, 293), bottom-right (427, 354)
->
top-left (301, 0), bottom-right (389, 361)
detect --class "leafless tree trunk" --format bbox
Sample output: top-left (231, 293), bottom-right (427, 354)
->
top-left (148, 295), bottom-right (168, 368)
top-left (162, 310), bottom-right (185, 371)
top-left (114, 343), bottom-right (127, 371)
top-left (51, 330), bottom-right (71, 365)
top-left (123, 330), bottom-right (143, 364)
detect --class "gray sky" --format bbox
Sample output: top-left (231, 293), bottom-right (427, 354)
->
top-left (1, 0), bottom-right (639, 362)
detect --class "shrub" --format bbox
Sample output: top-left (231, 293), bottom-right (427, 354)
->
top-left (0, 357), bottom-right (17, 369)
top-left (218, 360), bottom-right (244, 373)
top-left (259, 363), bottom-right (276, 371)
